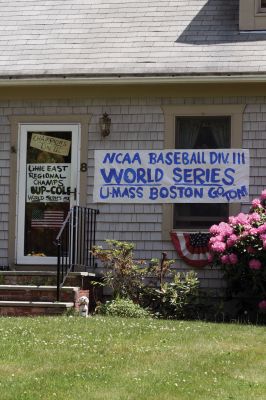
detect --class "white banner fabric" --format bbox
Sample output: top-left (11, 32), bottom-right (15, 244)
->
top-left (93, 149), bottom-right (250, 204)
top-left (26, 163), bottom-right (71, 203)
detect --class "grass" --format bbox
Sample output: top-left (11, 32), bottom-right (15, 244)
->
top-left (0, 316), bottom-right (265, 400)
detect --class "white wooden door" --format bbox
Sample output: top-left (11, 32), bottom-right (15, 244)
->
top-left (16, 123), bottom-right (80, 265)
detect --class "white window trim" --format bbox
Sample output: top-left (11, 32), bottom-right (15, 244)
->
top-left (259, 0), bottom-right (266, 12)
top-left (161, 104), bottom-right (245, 239)
top-left (240, 0), bottom-right (266, 30)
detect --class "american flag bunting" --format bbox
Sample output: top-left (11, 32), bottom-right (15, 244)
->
top-left (170, 231), bottom-right (210, 268)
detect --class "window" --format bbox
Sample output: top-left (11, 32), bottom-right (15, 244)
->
top-left (239, 0), bottom-right (266, 30)
top-left (261, 0), bottom-right (266, 11)
top-left (174, 116), bottom-right (230, 230)
top-left (161, 105), bottom-right (244, 238)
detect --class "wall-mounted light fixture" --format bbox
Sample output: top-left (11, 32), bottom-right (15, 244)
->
top-left (99, 113), bottom-right (111, 137)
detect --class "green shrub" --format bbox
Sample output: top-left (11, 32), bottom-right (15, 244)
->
top-left (140, 271), bottom-right (200, 320)
top-left (91, 240), bottom-right (146, 301)
top-left (92, 240), bottom-right (201, 320)
top-left (96, 298), bottom-right (151, 318)
top-left (147, 252), bottom-right (175, 289)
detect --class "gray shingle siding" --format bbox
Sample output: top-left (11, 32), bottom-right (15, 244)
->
top-left (0, 96), bottom-right (265, 291)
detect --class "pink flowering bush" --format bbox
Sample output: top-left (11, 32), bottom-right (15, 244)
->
top-left (258, 300), bottom-right (266, 311)
top-left (209, 190), bottom-right (266, 319)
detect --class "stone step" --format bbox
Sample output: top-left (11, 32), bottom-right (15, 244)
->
top-left (0, 271), bottom-right (95, 288)
top-left (0, 301), bottom-right (74, 316)
top-left (0, 285), bottom-right (89, 304)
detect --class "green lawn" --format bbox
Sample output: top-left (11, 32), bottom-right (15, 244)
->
top-left (0, 316), bottom-right (265, 400)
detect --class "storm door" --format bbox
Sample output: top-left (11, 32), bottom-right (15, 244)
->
top-left (16, 124), bottom-right (80, 265)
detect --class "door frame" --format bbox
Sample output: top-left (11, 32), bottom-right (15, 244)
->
top-left (8, 115), bottom-right (91, 267)
top-left (17, 123), bottom-right (80, 265)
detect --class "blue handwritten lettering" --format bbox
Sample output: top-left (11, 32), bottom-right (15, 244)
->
top-left (149, 186), bottom-right (204, 200)
top-left (173, 167), bottom-right (229, 185)
top-left (222, 168), bottom-right (235, 185)
top-left (210, 168), bottom-right (221, 183)
top-left (210, 152), bottom-right (230, 165)
top-left (100, 186), bottom-right (144, 199)
top-left (232, 152), bottom-right (246, 165)
top-left (148, 151), bottom-right (208, 165)
top-left (100, 168), bottom-right (123, 184)
top-left (208, 185), bottom-right (248, 201)
top-left (101, 168), bottom-right (164, 185)
top-left (102, 152), bottom-right (141, 165)
top-left (102, 153), bottom-right (116, 164)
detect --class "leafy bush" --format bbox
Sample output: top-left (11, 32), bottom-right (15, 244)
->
top-left (92, 240), bottom-right (201, 320)
top-left (209, 189), bottom-right (266, 320)
top-left (147, 252), bottom-right (175, 289)
top-left (96, 298), bottom-right (151, 318)
top-left (140, 271), bottom-right (200, 320)
top-left (91, 240), bottom-right (146, 301)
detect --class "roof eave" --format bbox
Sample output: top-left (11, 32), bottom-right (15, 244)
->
top-left (1, 73), bottom-right (266, 86)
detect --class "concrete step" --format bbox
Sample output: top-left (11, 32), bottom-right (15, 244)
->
top-left (0, 285), bottom-right (89, 304)
top-left (0, 301), bottom-right (74, 316)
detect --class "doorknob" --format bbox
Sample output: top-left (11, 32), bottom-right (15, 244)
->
top-left (69, 188), bottom-right (77, 201)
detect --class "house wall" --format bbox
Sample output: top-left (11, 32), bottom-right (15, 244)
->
top-left (0, 85), bottom-right (265, 290)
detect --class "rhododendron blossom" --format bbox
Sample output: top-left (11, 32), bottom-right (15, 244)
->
top-left (248, 212), bottom-right (261, 223)
top-left (228, 216), bottom-right (237, 225)
top-left (227, 233), bottom-right (238, 244)
top-left (229, 253), bottom-right (238, 264)
top-left (218, 222), bottom-right (234, 236)
top-left (243, 224), bottom-right (252, 232)
top-left (258, 224), bottom-right (266, 234)
top-left (258, 300), bottom-right (266, 310)
top-left (260, 190), bottom-right (266, 200)
top-left (252, 198), bottom-right (262, 208)
top-left (249, 227), bottom-right (259, 235)
top-left (221, 255), bottom-right (229, 264)
top-left (209, 235), bottom-right (224, 245)
top-left (211, 241), bottom-right (226, 253)
top-left (207, 253), bottom-right (213, 263)
top-left (247, 246), bottom-right (256, 254)
top-left (249, 259), bottom-right (262, 270)
top-left (235, 213), bottom-right (249, 225)
top-left (260, 233), bottom-right (266, 241)
top-left (209, 224), bottom-right (220, 235)
top-left (241, 230), bottom-right (250, 237)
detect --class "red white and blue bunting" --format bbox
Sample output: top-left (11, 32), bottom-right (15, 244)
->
top-left (170, 232), bottom-right (210, 268)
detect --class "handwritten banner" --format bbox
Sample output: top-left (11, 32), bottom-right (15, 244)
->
top-left (26, 164), bottom-right (71, 203)
top-left (93, 149), bottom-right (250, 203)
top-left (30, 133), bottom-right (71, 156)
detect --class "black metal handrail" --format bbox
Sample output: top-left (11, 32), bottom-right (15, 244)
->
top-left (55, 206), bottom-right (99, 301)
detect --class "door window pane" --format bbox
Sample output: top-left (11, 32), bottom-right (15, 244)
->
top-left (174, 116), bottom-right (230, 230)
top-left (24, 131), bottom-right (72, 257)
